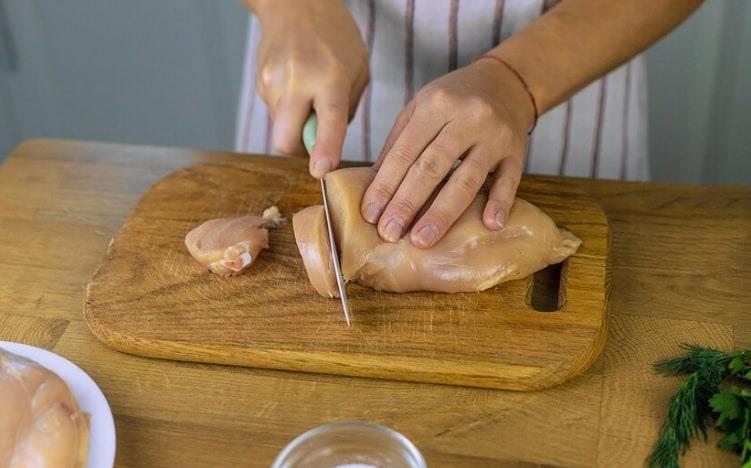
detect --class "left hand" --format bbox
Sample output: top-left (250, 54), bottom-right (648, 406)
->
top-left (360, 58), bottom-right (535, 248)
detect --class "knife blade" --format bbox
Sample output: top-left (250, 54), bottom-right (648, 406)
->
top-left (303, 113), bottom-right (352, 326)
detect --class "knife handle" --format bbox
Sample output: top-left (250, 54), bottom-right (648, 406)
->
top-left (302, 113), bottom-right (317, 156)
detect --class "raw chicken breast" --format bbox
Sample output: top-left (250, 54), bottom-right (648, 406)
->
top-left (0, 347), bottom-right (90, 468)
top-left (292, 206), bottom-right (339, 298)
top-left (185, 206), bottom-right (283, 276)
top-left (294, 168), bottom-right (581, 294)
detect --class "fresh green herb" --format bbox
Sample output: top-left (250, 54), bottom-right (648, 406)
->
top-left (648, 345), bottom-right (751, 468)
top-left (710, 387), bottom-right (751, 465)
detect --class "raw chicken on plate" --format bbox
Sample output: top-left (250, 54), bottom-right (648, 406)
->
top-left (0, 347), bottom-right (90, 468)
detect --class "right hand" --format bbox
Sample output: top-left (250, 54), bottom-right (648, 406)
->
top-left (248, 0), bottom-right (370, 178)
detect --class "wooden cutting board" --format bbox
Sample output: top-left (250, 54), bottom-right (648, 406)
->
top-left (83, 156), bottom-right (609, 391)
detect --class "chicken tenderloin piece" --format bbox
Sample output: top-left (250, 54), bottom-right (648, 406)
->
top-left (185, 206), bottom-right (283, 276)
top-left (292, 206), bottom-right (339, 298)
top-left (0, 348), bottom-right (90, 468)
top-left (293, 168), bottom-right (582, 295)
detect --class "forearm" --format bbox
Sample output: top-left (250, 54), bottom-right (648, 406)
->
top-left (489, 0), bottom-right (703, 114)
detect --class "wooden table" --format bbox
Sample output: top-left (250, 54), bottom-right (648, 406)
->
top-left (1, 139), bottom-right (748, 467)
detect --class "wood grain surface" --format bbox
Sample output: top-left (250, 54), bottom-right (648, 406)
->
top-left (1, 139), bottom-right (749, 467)
top-left (83, 157), bottom-right (608, 391)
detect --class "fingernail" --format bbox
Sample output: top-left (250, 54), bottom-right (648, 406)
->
top-left (382, 218), bottom-right (403, 242)
top-left (494, 210), bottom-right (506, 229)
top-left (414, 224), bottom-right (438, 248)
top-left (363, 202), bottom-right (382, 224)
top-left (311, 159), bottom-right (331, 178)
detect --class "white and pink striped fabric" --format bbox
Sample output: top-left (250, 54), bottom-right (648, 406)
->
top-left (236, 0), bottom-right (649, 181)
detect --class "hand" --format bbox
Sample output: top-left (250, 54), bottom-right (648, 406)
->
top-left (360, 58), bottom-right (535, 248)
top-left (249, 0), bottom-right (369, 177)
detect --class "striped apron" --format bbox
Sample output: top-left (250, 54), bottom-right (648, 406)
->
top-left (236, 0), bottom-right (649, 181)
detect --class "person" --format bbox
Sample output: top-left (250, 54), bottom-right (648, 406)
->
top-left (237, 0), bottom-right (702, 249)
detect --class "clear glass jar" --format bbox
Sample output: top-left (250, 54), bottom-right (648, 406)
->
top-left (271, 421), bottom-right (427, 468)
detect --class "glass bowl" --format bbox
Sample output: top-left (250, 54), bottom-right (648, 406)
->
top-left (271, 420), bottom-right (426, 468)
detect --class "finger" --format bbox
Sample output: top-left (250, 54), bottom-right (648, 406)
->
top-left (483, 156), bottom-right (523, 231)
top-left (360, 109), bottom-right (445, 226)
top-left (373, 100), bottom-right (415, 171)
top-left (409, 145), bottom-right (494, 248)
top-left (272, 94), bottom-right (311, 156)
top-left (310, 89), bottom-right (350, 178)
top-left (377, 122), bottom-right (472, 243)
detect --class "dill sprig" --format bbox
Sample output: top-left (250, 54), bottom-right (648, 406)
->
top-left (654, 344), bottom-right (733, 376)
top-left (648, 345), bottom-right (751, 468)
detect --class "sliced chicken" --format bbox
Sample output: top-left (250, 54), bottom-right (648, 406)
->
top-left (292, 206), bottom-right (339, 298)
top-left (0, 347), bottom-right (90, 468)
top-left (294, 167), bottom-right (581, 294)
top-left (185, 206), bottom-right (283, 276)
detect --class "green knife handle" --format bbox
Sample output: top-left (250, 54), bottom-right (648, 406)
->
top-left (302, 113), bottom-right (317, 156)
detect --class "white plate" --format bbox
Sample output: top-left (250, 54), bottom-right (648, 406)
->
top-left (0, 341), bottom-right (116, 468)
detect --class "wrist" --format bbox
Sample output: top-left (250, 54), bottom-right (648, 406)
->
top-left (243, 0), bottom-right (270, 15)
top-left (472, 56), bottom-right (538, 134)
top-left (245, 0), bottom-right (341, 23)
top-left (244, 0), bottom-right (304, 23)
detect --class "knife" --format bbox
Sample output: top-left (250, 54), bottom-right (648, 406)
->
top-left (303, 113), bottom-right (352, 327)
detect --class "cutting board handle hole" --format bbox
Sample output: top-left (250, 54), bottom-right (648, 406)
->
top-left (528, 262), bottom-right (565, 312)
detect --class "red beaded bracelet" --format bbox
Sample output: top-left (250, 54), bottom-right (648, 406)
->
top-left (476, 54), bottom-right (539, 134)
